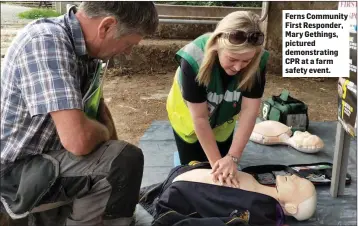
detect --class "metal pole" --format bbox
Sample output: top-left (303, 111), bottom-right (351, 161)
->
top-left (330, 122), bottom-right (352, 197)
top-left (261, 2), bottom-right (270, 48)
top-left (259, 1), bottom-right (269, 22)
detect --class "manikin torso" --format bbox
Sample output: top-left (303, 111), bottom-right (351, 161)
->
top-left (173, 168), bottom-right (277, 200)
top-left (249, 120), bottom-right (324, 153)
top-left (173, 168), bottom-right (316, 220)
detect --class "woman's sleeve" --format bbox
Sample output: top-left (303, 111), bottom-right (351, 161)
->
top-left (242, 66), bottom-right (267, 99)
top-left (180, 58), bottom-right (207, 103)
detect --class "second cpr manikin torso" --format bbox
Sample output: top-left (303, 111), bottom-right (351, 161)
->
top-left (249, 120), bottom-right (324, 153)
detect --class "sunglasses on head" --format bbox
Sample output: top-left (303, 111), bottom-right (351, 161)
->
top-left (221, 30), bottom-right (264, 46)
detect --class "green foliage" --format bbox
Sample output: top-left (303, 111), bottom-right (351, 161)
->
top-left (18, 8), bottom-right (61, 20)
top-left (156, 1), bottom-right (262, 7)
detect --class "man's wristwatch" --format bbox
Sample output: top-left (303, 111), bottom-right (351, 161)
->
top-left (227, 153), bottom-right (239, 165)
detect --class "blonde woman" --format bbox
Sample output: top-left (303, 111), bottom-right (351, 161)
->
top-left (166, 11), bottom-right (269, 187)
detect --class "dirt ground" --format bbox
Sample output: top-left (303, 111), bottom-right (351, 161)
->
top-left (104, 69), bottom-right (338, 146)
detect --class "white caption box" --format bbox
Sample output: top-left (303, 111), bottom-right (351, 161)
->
top-left (282, 10), bottom-right (350, 77)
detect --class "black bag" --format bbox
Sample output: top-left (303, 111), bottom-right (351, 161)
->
top-left (241, 162), bottom-right (351, 186)
top-left (261, 89), bottom-right (309, 132)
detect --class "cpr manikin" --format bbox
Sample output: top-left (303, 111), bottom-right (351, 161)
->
top-left (173, 168), bottom-right (317, 221)
top-left (249, 120), bottom-right (324, 153)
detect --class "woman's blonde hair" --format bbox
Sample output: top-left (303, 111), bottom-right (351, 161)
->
top-left (197, 11), bottom-right (264, 91)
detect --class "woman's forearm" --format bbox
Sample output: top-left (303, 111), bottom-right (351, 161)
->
top-left (228, 108), bottom-right (258, 158)
top-left (193, 117), bottom-right (222, 166)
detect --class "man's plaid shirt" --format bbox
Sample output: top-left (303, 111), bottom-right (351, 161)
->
top-left (1, 7), bottom-right (98, 164)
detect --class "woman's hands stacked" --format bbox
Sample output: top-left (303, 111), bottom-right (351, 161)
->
top-left (211, 155), bottom-right (240, 188)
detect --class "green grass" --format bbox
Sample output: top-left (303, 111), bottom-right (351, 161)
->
top-left (18, 8), bottom-right (61, 19)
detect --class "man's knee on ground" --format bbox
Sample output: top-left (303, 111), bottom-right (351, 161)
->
top-left (108, 140), bottom-right (144, 177)
top-left (121, 141), bottom-right (144, 167)
top-left (103, 142), bottom-right (144, 219)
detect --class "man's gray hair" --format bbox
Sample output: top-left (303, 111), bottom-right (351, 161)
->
top-left (79, 2), bottom-right (158, 37)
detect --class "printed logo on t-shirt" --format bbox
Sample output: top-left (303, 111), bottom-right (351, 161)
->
top-left (262, 103), bottom-right (270, 119)
top-left (208, 102), bottom-right (216, 116)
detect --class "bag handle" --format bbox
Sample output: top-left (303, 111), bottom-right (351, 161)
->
top-left (270, 90), bottom-right (290, 105)
top-left (279, 89), bottom-right (290, 102)
top-left (267, 98), bottom-right (275, 105)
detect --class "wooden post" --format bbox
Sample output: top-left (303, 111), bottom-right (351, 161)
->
top-left (330, 122), bottom-right (352, 197)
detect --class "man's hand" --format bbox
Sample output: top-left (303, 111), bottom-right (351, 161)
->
top-left (98, 98), bottom-right (118, 140)
top-left (50, 109), bottom-right (110, 156)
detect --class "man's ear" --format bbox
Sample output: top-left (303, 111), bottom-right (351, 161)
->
top-left (98, 17), bottom-right (117, 39)
top-left (284, 203), bottom-right (298, 215)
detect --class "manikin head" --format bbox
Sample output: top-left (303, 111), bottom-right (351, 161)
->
top-left (291, 131), bottom-right (325, 152)
top-left (196, 11), bottom-right (265, 91)
top-left (75, 2), bottom-right (158, 61)
top-left (275, 174), bottom-right (317, 221)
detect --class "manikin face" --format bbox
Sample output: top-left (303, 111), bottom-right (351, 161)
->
top-left (87, 17), bottom-right (143, 61)
top-left (217, 49), bottom-right (256, 76)
top-left (275, 174), bottom-right (314, 205)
